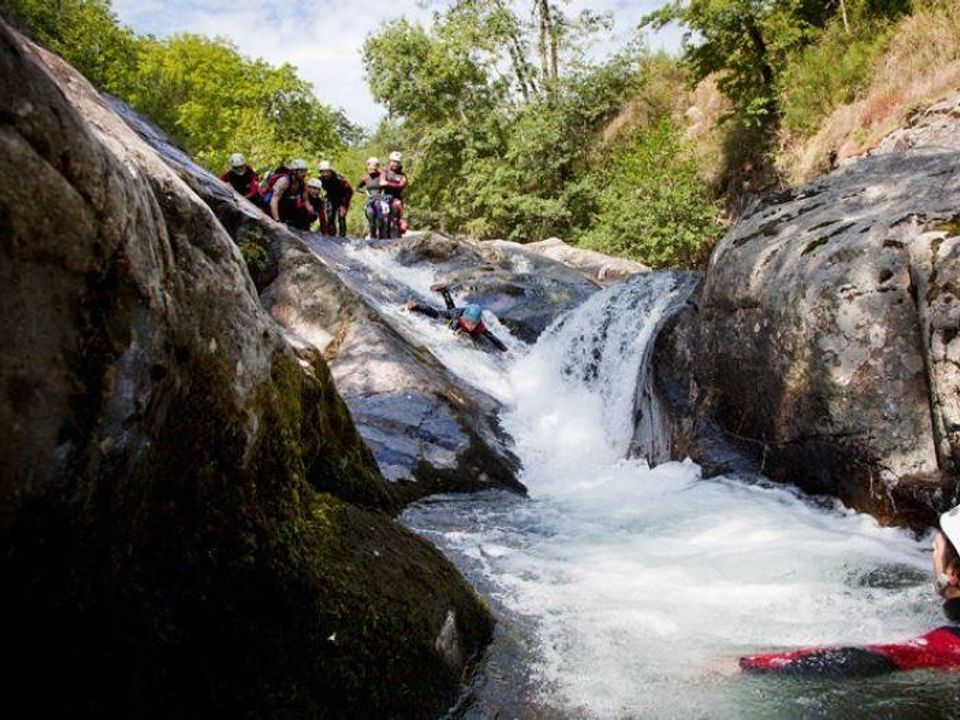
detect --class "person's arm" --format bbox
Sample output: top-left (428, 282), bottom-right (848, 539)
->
top-left (439, 288), bottom-right (456, 309)
top-left (481, 328), bottom-right (508, 352)
top-left (357, 175), bottom-right (368, 192)
top-left (270, 176), bottom-right (289, 221)
top-left (405, 301), bottom-right (441, 319)
top-left (341, 178), bottom-right (353, 209)
top-left (244, 175), bottom-right (260, 200)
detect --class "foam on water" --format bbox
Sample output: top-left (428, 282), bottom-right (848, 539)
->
top-left (323, 241), bottom-right (939, 718)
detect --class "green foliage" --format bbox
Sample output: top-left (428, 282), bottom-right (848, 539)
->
top-left (128, 34), bottom-right (344, 171)
top-left (577, 119), bottom-right (721, 268)
top-left (779, 17), bottom-right (892, 136)
top-left (362, 6), bottom-right (669, 244)
top-left (642, 0), bottom-right (835, 127)
top-left (5, 0), bottom-right (352, 176)
top-left (3, 0), bottom-right (137, 93)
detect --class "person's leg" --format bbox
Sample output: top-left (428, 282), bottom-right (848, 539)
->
top-left (365, 200), bottom-right (376, 238)
top-left (440, 288), bottom-right (456, 309)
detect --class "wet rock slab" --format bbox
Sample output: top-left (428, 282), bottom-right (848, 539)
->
top-left (656, 94), bottom-right (960, 526)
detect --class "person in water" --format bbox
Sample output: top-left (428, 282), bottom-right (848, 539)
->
top-left (403, 284), bottom-right (508, 352)
top-left (933, 505), bottom-right (960, 621)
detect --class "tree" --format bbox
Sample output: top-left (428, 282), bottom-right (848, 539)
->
top-left (3, 0), bottom-right (137, 94)
top-left (642, 0), bottom-right (835, 126)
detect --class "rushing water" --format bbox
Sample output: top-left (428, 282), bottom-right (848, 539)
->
top-left (314, 238), bottom-right (952, 719)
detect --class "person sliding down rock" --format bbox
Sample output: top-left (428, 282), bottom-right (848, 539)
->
top-left (403, 284), bottom-right (509, 353)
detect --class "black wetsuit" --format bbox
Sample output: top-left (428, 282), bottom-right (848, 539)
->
top-left (408, 288), bottom-right (508, 352)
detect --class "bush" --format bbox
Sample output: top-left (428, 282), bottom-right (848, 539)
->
top-left (779, 19), bottom-right (892, 137)
top-left (576, 119), bottom-right (720, 269)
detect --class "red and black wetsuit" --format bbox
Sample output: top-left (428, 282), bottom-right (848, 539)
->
top-left (219, 167), bottom-right (260, 202)
top-left (383, 166), bottom-right (407, 201)
top-left (407, 288), bottom-right (507, 352)
top-left (320, 172), bottom-right (353, 237)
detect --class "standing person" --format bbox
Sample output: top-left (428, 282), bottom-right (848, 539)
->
top-left (402, 284), bottom-right (508, 352)
top-left (304, 178), bottom-right (327, 232)
top-left (317, 160), bottom-right (353, 237)
top-left (357, 157), bottom-right (389, 239)
top-left (383, 150), bottom-right (409, 234)
top-left (269, 158), bottom-right (310, 228)
top-left (219, 153), bottom-right (260, 203)
top-left (933, 506), bottom-right (960, 621)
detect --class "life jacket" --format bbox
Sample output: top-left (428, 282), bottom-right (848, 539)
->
top-left (221, 167), bottom-right (258, 197)
top-left (258, 165), bottom-right (292, 202)
top-left (456, 315), bottom-right (486, 336)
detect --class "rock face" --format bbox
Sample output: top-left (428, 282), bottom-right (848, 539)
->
top-left (489, 236), bottom-right (650, 286)
top-left (656, 94), bottom-right (960, 526)
top-left (0, 20), bottom-right (493, 719)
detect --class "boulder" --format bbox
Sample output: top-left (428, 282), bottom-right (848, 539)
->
top-left (656, 94), bottom-right (960, 526)
top-left (0, 20), bottom-right (493, 719)
top-left (490, 236), bottom-right (650, 286)
top-left (263, 236), bottom-right (524, 503)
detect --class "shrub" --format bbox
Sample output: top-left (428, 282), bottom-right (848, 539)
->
top-left (576, 119), bottom-right (720, 269)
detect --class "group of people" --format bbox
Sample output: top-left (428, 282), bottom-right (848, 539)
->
top-left (221, 150), bottom-right (508, 352)
top-left (219, 152), bottom-right (408, 238)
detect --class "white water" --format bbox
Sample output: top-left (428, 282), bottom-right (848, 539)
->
top-left (327, 241), bottom-right (942, 718)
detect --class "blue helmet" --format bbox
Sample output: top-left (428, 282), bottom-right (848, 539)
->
top-left (463, 304), bottom-right (483, 324)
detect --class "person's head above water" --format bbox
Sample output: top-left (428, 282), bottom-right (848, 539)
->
top-left (461, 304), bottom-right (483, 330)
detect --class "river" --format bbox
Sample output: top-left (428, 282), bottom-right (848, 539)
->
top-left (313, 237), bottom-right (957, 719)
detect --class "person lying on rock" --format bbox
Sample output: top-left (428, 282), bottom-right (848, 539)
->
top-left (403, 284), bottom-right (508, 353)
top-left (933, 506), bottom-right (960, 621)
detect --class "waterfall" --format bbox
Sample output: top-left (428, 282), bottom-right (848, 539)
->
top-left (300, 239), bottom-right (936, 719)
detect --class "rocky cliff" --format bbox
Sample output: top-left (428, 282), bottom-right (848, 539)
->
top-left (656, 94), bottom-right (960, 526)
top-left (0, 19), bottom-right (493, 719)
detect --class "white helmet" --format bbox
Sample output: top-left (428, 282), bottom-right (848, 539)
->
top-left (366, 156), bottom-right (380, 166)
top-left (307, 178), bottom-right (323, 189)
top-left (942, 506), bottom-right (960, 549)
top-left (389, 151), bottom-right (402, 163)
top-left (229, 153), bottom-right (246, 167)
top-left (290, 158), bottom-right (308, 171)
top-left (317, 160), bottom-right (332, 172)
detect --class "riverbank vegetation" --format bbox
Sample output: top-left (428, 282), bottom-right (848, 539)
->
top-left (6, 0), bottom-right (957, 268)
top-left (2, 0), bottom-right (356, 172)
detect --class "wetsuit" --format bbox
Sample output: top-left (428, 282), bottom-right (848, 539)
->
top-left (320, 172), bottom-right (353, 237)
top-left (408, 288), bottom-right (508, 352)
top-left (383, 165), bottom-right (408, 232)
top-left (304, 193), bottom-right (326, 232)
top-left (272, 174), bottom-right (311, 229)
top-left (219, 166), bottom-right (260, 202)
top-left (357, 171), bottom-right (390, 234)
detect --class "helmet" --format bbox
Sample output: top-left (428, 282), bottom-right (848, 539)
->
top-left (317, 160), bottom-right (332, 172)
top-left (290, 158), bottom-right (308, 171)
top-left (389, 151), bottom-right (403, 163)
top-left (942, 506), bottom-right (960, 549)
top-left (307, 178), bottom-right (322, 189)
top-left (366, 156), bottom-right (380, 166)
top-left (229, 153), bottom-right (246, 167)
top-left (462, 304), bottom-right (483, 324)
